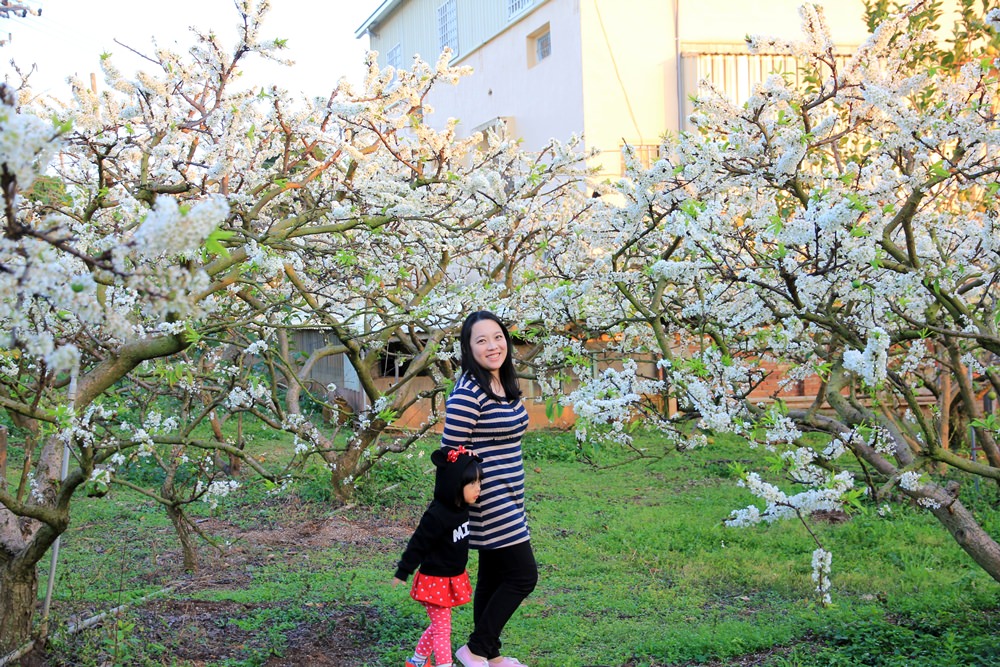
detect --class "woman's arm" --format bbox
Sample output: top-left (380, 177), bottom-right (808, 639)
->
top-left (441, 383), bottom-right (482, 449)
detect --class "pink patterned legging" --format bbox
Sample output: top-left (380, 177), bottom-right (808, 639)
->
top-left (415, 602), bottom-right (453, 666)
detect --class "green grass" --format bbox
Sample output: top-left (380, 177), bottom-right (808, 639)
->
top-left (32, 429), bottom-right (1000, 666)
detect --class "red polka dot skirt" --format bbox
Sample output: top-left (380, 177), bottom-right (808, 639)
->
top-left (410, 570), bottom-right (472, 607)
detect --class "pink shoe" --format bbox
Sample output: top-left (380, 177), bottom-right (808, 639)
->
top-left (490, 658), bottom-right (528, 667)
top-left (455, 645), bottom-right (489, 667)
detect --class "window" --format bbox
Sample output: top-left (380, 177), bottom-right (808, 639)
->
top-left (385, 43), bottom-right (402, 70)
top-left (620, 144), bottom-right (662, 175)
top-left (507, 0), bottom-right (533, 20)
top-left (472, 116), bottom-right (513, 152)
top-left (535, 30), bottom-right (551, 61)
top-left (527, 23), bottom-right (551, 68)
top-left (437, 0), bottom-right (458, 56)
top-left (680, 47), bottom-right (852, 130)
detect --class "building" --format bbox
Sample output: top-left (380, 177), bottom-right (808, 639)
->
top-left (355, 0), bottom-right (889, 179)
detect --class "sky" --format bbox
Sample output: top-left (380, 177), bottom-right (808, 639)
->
top-left (0, 0), bottom-right (385, 101)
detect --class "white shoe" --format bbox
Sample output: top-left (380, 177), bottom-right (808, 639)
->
top-left (455, 645), bottom-right (489, 667)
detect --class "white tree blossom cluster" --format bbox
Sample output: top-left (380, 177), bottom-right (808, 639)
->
top-left (811, 547), bottom-right (833, 605)
top-left (536, 0), bottom-right (1000, 596)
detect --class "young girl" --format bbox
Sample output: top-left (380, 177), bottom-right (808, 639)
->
top-left (444, 310), bottom-right (536, 667)
top-left (394, 445), bottom-right (484, 667)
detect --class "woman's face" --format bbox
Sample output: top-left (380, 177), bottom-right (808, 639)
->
top-left (470, 319), bottom-right (507, 375)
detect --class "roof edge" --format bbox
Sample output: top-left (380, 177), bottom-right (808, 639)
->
top-left (354, 0), bottom-right (405, 39)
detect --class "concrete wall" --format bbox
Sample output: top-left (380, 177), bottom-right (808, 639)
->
top-left (370, 0), bottom-right (547, 66)
top-left (368, 0), bottom-right (438, 67)
top-left (423, 0), bottom-right (586, 152)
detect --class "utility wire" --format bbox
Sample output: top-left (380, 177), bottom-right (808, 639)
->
top-left (593, 0), bottom-right (642, 144)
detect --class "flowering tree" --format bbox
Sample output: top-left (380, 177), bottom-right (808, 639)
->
top-left (0, 0), bottom-right (589, 652)
top-left (541, 0), bottom-right (1000, 599)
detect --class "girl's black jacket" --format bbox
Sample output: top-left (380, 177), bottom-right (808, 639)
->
top-left (394, 448), bottom-right (478, 581)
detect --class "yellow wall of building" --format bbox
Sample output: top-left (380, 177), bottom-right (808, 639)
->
top-left (579, 0), bottom-right (677, 179)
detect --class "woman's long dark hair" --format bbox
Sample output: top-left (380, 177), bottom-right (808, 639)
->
top-left (459, 310), bottom-right (522, 402)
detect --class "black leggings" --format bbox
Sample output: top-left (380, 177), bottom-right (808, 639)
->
top-left (467, 541), bottom-right (538, 659)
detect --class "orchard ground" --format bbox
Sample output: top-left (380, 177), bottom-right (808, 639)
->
top-left (21, 430), bottom-right (1000, 666)
top-left (34, 507), bottom-right (787, 666)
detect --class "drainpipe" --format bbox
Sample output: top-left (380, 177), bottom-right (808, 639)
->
top-left (675, 0), bottom-right (683, 133)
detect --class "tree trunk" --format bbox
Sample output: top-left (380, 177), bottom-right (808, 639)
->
top-left (326, 423), bottom-right (387, 502)
top-left (229, 414), bottom-right (243, 476)
top-left (939, 370), bottom-right (951, 474)
top-left (927, 484), bottom-right (1000, 584)
top-left (802, 397), bottom-right (1000, 584)
top-left (285, 379), bottom-right (302, 416)
top-left (277, 330), bottom-right (302, 416)
top-left (0, 559), bottom-right (39, 655)
top-left (330, 454), bottom-right (358, 503)
top-left (165, 505), bottom-right (199, 573)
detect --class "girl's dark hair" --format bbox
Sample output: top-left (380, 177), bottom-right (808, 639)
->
top-left (459, 310), bottom-right (522, 402)
top-left (456, 459), bottom-right (484, 508)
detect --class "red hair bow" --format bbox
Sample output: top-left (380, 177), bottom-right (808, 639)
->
top-left (447, 445), bottom-right (469, 463)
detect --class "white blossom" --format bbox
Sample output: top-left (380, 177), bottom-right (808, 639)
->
top-left (842, 327), bottom-right (890, 387)
top-left (132, 195), bottom-right (229, 260)
top-left (898, 471), bottom-right (922, 491)
top-left (245, 340), bottom-right (268, 356)
top-left (987, 8), bottom-right (1000, 32)
top-left (0, 106), bottom-right (58, 189)
top-left (811, 547), bottom-right (833, 605)
top-left (196, 479), bottom-right (240, 510)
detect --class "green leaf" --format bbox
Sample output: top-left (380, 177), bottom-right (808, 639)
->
top-left (50, 115), bottom-right (73, 134)
top-left (335, 250), bottom-right (358, 266)
top-left (971, 413), bottom-right (999, 431)
top-left (545, 396), bottom-right (565, 422)
top-left (681, 200), bottom-right (702, 220)
top-left (183, 322), bottom-right (201, 345)
top-left (204, 228), bottom-right (235, 258)
top-left (845, 193), bottom-right (870, 212)
top-left (928, 161), bottom-right (951, 179)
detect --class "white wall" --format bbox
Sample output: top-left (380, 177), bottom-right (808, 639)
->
top-left (369, 0), bottom-right (439, 67)
top-left (425, 0), bottom-right (586, 151)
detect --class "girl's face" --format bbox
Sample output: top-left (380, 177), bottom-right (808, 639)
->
top-left (463, 477), bottom-right (482, 505)
top-left (470, 319), bottom-right (508, 375)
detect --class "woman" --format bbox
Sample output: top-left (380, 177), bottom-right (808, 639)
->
top-left (443, 311), bottom-right (536, 667)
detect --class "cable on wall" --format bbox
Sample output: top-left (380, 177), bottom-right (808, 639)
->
top-left (593, 0), bottom-right (643, 143)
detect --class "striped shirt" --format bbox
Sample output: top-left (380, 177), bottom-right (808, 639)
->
top-left (441, 374), bottom-right (530, 550)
